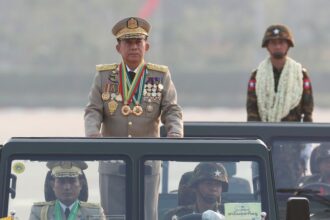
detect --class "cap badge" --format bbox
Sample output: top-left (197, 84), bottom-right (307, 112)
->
top-left (214, 170), bottom-right (221, 177)
top-left (273, 28), bottom-right (280, 35)
top-left (127, 18), bottom-right (138, 29)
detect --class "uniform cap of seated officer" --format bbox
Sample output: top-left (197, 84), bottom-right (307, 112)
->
top-left (46, 161), bottom-right (88, 178)
top-left (112, 17), bottom-right (151, 40)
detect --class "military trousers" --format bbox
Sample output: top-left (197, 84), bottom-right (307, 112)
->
top-left (99, 160), bottom-right (161, 220)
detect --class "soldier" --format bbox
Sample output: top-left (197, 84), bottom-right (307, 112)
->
top-left (162, 162), bottom-right (228, 220)
top-left (298, 143), bottom-right (330, 194)
top-left (29, 161), bottom-right (105, 220)
top-left (84, 17), bottom-right (183, 220)
top-left (246, 24), bottom-right (313, 122)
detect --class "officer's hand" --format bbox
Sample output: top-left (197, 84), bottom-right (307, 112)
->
top-left (88, 133), bottom-right (102, 138)
top-left (167, 133), bottom-right (183, 138)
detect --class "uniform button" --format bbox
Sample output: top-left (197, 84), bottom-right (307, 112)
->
top-left (128, 135), bottom-right (132, 138)
top-left (128, 121), bottom-right (132, 126)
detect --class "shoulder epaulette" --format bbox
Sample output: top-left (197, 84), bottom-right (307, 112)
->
top-left (96, 64), bottom-right (118, 72)
top-left (80, 201), bottom-right (101, 208)
top-left (146, 63), bottom-right (168, 73)
top-left (33, 201), bottom-right (55, 206)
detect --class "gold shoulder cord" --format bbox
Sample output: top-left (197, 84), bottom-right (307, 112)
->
top-left (40, 205), bottom-right (49, 220)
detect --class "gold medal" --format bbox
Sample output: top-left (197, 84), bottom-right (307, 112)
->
top-left (132, 105), bottom-right (143, 116)
top-left (102, 92), bottom-right (110, 101)
top-left (108, 100), bottom-right (118, 114)
top-left (121, 105), bottom-right (131, 116)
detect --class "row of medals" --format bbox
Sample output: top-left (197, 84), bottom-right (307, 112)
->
top-left (102, 82), bottom-right (164, 116)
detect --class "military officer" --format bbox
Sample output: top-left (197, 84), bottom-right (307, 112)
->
top-left (29, 161), bottom-right (105, 220)
top-left (162, 162), bottom-right (227, 220)
top-left (246, 24), bottom-right (314, 122)
top-left (298, 143), bottom-right (330, 194)
top-left (84, 17), bottom-right (183, 220)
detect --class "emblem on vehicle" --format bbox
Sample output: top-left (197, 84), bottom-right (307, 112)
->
top-left (12, 162), bottom-right (25, 174)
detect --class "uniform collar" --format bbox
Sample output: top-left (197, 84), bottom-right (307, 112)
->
top-left (58, 200), bottom-right (78, 212)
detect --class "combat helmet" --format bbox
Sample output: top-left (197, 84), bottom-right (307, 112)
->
top-left (189, 162), bottom-right (229, 192)
top-left (262, 24), bottom-right (294, 47)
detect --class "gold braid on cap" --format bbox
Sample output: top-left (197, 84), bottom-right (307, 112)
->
top-left (112, 17), bottom-right (150, 39)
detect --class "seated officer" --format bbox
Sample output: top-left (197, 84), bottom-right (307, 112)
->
top-left (29, 161), bottom-right (105, 220)
top-left (162, 162), bottom-right (228, 220)
top-left (298, 143), bottom-right (330, 194)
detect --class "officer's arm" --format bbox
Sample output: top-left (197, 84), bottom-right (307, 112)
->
top-left (160, 69), bottom-right (183, 137)
top-left (84, 72), bottom-right (104, 137)
top-left (246, 72), bottom-right (261, 121)
top-left (301, 71), bottom-right (313, 122)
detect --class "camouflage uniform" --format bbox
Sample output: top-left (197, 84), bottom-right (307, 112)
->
top-left (247, 68), bottom-right (313, 122)
top-left (162, 163), bottom-right (227, 220)
top-left (246, 24), bottom-right (314, 122)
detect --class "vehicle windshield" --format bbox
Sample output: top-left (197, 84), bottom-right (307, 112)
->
top-left (8, 158), bottom-right (126, 220)
top-left (148, 158), bottom-right (269, 220)
top-left (272, 140), bottom-right (330, 220)
top-left (6, 157), bottom-right (270, 220)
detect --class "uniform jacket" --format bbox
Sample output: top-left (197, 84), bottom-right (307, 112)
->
top-left (246, 68), bottom-right (314, 122)
top-left (29, 200), bottom-right (105, 220)
top-left (84, 63), bottom-right (183, 138)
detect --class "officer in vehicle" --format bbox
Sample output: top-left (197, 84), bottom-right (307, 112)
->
top-left (29, 161), bottom-right (105, 220)
top-left (84, 16), bottom-right (183, 220)
top-left (162, 162), bottom-right (228, 220)
top-left (298, 143), bottom-right (330, 194)
top-left (246, 24), bottom-right (314, 122)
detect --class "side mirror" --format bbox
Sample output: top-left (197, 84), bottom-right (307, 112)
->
top-left (286, 197), bottom-right (310, 220)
